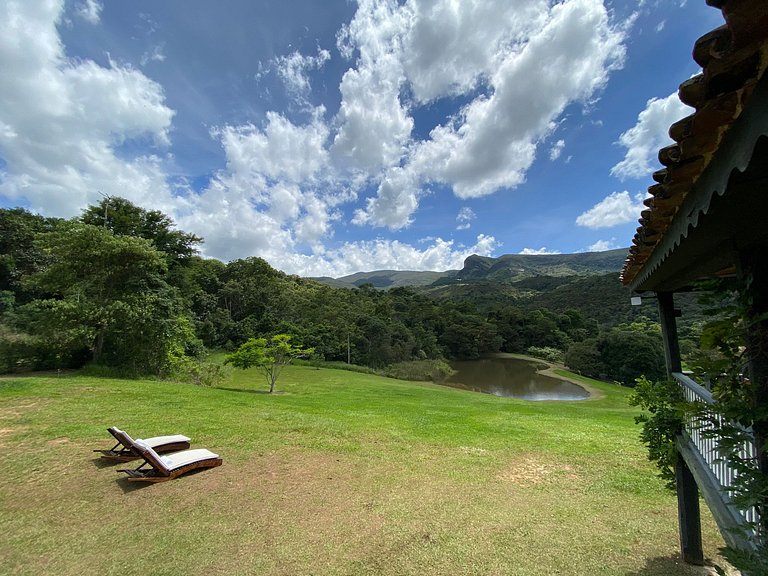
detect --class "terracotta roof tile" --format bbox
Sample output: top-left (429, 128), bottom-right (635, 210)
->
top-left (621, 0), bottom-right (768, 286)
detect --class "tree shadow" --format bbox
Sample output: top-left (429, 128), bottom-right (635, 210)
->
top-left (625, 554), bottom-right (723, 576)
top-left (217, 387), bottom-right (282, 395)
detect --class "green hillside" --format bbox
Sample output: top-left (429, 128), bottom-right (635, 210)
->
top-left (0, 364), bottom-right (727, 575)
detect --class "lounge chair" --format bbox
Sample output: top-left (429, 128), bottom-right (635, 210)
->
top-left (94, 426), bottom-right (191, 462)
top-left (118, 440), bottom-right (222, 482)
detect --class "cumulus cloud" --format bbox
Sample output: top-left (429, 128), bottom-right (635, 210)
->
top-left (586, 238), bottom-right (619, 251)
top-left (352, 167), bottom-right (419, 229)
top-left (519, 247), bottom-right (561, 255)
top-left (401, 0), bottom-right (549, 103)
top-left (178, 108), bottom-right (337, 261)
top-left (215, 109), bottom-right (330, 185)
top-left (456, 207), bottom-right (475, 230)
top-left (0, 0), bottom-right (176, 216)
top-left (351, 0), bottom-right (628, 226)
top-left (575, 191), bottom-right (645, 228)
top-left (611, 91), bottom-right (693, 179)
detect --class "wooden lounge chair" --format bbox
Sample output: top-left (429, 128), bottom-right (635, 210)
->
top-left (118, 440), bottom-right (222, 482)
top-left (94, 426), bottom-right (191, 462)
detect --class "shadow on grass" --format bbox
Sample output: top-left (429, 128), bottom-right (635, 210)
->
top-left (218, 387), bottom-right (283, 395)
top-left (625, 554), bottom-right (720, 575)
top-left (91, 456), bottom-right (121, 469)
top-left (116, 477), bottom-right (153, 493)
top-left (115, 467), bottom-right (216, 493)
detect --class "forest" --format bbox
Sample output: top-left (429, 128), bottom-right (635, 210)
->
top-left (1, 198), bottom-right (681, 385)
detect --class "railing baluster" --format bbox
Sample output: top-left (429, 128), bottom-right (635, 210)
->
top-left (671, 372), bottom-right (759, 540)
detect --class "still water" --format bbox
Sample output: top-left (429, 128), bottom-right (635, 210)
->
top-left (445, 355), bottom-right (589, 401)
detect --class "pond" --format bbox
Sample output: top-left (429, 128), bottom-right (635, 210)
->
top-left (444, 355), bottom-right (589, 401)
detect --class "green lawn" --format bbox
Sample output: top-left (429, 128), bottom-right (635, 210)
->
top-left (0, 364), bottom-right (728, 575)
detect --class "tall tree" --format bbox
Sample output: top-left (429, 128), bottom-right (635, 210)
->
top-left (80, 197), bottom-right (202, 266)
top-left (27, 223), bottom-right (190, 372)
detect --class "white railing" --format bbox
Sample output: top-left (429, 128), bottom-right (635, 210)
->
top-left (673, 372), bottom-right (760, 532)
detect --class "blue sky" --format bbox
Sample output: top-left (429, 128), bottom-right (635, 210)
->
top-left (0, 0), bottom-right (723, 276)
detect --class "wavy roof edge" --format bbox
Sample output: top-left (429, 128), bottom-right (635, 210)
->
top-left (620, 0), bottom-right (768, 288)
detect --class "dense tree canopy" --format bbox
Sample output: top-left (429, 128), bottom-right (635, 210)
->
top-left (1, 198), bottom-right (677, 384)
top-left (81, 196), bottom-right (202, 266)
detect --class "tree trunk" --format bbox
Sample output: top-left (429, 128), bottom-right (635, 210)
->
top-left (93, 326), bottom-right (106, 363)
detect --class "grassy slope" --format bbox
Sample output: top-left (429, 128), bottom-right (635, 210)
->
top-left (0, 366), bottom-right (725, 575)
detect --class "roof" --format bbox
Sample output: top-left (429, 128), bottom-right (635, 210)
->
top-left (620, 0), bottom-right (768, 290)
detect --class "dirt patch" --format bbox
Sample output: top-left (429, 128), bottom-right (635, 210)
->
top-left (497, 455), bottom-right (579, 485)
top-left (47, 437), bottom-right (70, 446)
top-left (182, 449), bottom-right (391, 572)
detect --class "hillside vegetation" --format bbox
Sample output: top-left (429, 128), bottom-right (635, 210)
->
top-left (1, 199), bottom-right (699, 387)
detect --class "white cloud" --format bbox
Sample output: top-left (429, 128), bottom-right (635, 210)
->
top-left (76, 0), bottom-right (102, 24)
top-left (215, 109), bottom-right (330, 185)
top-left (352, 167), bottom-right (419, 229)
top-left (519, 247), bottom-right (561, 255)
top-left (265, 234), bottom-right (499, 278)
top-left (0, 0), bottom-right (176, 216)
top-left (331, 0), bottom-right (413, 172)
top-left (401, 0), bottom-right (549, 103)
top-left (456, 206), bottom-right (475, 230)
top-left (575, 191), bottom-right (645, 228)
top-left (586, 238), bottom-right (619, 251)
top-left (179, 109), bottom-right (337, 261)
top-left (549, 139), bottom-right (566, 161)
top-left (275, 47), bottom-right (331, 101)
top-left (611, 91), bottom-right (693, 180)
top-left (655, 20), bottom-right (666, 32)
top-left (351, 0), bottom-right (628, 227)
top-left (332, 60), bottom-right (413, 172)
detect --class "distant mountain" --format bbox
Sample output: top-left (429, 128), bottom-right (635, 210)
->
top-left (451, 248), bottom-right (628, 282)
top-left (311, 269), bottom-right (454, 289)
top-left (311, 249), bottom-right (628, 289)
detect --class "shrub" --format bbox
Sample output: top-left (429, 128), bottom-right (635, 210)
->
top-left (171, 358), bottom-right (231, 387)
top-left (383, 359), bottom-right (456, 382)
top-left (526, 346), bottom-right (563, 363)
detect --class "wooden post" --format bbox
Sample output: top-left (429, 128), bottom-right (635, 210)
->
top-left (658, 291), bottom-right (704, 563)
top-left (676, 453), bottom-right (705, 565)
top-left (658, 291), bottom-right (682, 375)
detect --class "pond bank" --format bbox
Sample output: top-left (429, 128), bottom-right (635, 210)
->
top-left (483, 352), bottom-right (606, 401)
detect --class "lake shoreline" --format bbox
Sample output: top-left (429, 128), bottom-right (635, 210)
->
top-left (484, 352), bottom-right (605, 401)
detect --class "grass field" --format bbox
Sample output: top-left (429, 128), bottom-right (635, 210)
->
top-left (0, 363), bottom-right (730, 575)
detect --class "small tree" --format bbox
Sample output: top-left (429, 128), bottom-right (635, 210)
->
top-left (225, 334), bottom-right (314, 393)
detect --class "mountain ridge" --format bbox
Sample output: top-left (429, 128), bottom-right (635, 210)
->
top-left (310, 248), bottom-right (628, 289)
